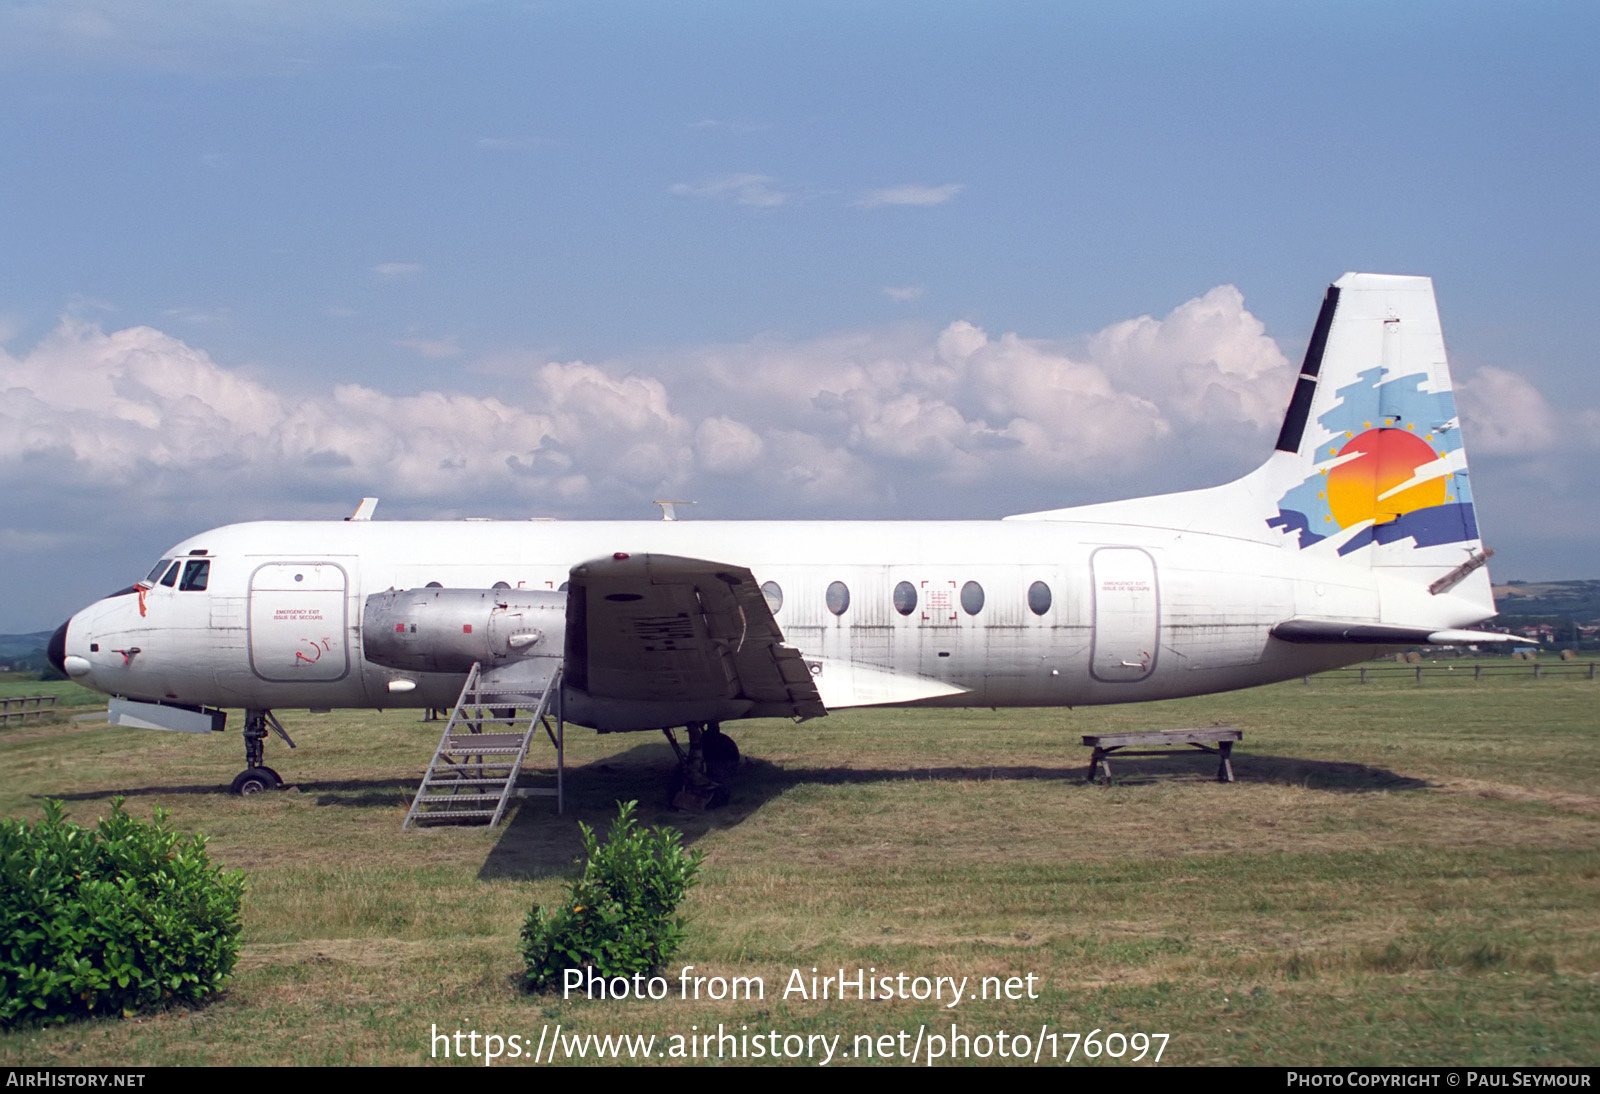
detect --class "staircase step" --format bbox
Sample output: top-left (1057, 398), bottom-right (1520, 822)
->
top-left (404, 662), bottom-right (564, 831)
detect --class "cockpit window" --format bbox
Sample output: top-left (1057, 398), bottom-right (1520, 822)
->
top-left (179, 559), bottom-right (211, 591)
top-left (146, 559), bottom-right (173, 584)
top-left (159, 561), bottom-right (181, 587)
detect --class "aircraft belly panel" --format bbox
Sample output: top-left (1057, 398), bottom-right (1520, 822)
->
top-left (248, 562), bottom-right (350, 683)
top-left (1090, 547), bottom-right (1159, 683)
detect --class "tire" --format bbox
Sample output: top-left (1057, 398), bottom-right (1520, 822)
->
top-left (703, 731), bottom-right (740, 783)
top-left (231, 767), bottom-right (282, 796)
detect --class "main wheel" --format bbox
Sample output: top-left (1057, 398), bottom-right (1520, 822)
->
top-left (703, 731), bottom-right (740, 783)
top-left (231, 766), bottom-right (282, 796)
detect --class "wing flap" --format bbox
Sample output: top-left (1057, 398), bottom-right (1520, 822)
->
top-left (567, 553), bottom-right (825, 721)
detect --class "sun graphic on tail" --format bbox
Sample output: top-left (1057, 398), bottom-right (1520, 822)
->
top-left (1324, 427), bottom-right (1447, 528)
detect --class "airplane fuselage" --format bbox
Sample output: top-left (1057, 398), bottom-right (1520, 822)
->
top-left (60, 513), bottom-right (1424, 728)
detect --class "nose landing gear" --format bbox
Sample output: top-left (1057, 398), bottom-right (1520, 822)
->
top-left (231, 709), bottom-right (295, 795)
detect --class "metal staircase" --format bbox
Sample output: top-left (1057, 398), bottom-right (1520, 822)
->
top-left (403, 661), bottom-right (564, 829)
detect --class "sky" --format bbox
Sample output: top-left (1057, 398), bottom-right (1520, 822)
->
top-left (2, 1), bottom-right (1596, 633)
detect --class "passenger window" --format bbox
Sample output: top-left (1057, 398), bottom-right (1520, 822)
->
top-left (893, 581), bottom-right (917, 616)
top-left (1028, 580), bottom-right (1052, 616)
top-left (761, 581), bottom-right (783, 614)
top-left (825, 581), bottom-right (850, 616)
top-left (159, 561), bottom-right (180, 587)
top-left (179, 559), bottom-right (211, 591)
top-left (961, 580), bottom-right (985, 615)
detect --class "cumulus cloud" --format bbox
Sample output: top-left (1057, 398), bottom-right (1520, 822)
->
top-left (856, 183), bottom-right (964, 208)
top-left (393, 335), bottom-right (462, 359)
top-left (1457, 366), bottom-right (1562, 455)
top-left (5, 283), bottom-right (1475, 558)
top-left (670, 173), bottom-right (789, 208)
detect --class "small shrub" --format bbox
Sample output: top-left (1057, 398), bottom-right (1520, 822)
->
top-left (521, 801), bottom-right (703, 991)
top-left (0, 798), bottom-right (245, 1026)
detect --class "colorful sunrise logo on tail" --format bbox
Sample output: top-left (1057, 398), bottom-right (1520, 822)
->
top-left (1268, 366), bottom-right (1477, 555)
top-left (1325, 426), bottom-right (1448, 527)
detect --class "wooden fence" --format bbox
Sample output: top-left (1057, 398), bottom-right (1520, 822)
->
top-left (1308, 662), bottom-right (1598, 684)
top-left (0, 695), bottom-right (58, 724)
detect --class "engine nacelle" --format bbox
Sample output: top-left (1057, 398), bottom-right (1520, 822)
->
top-left (362, 587), bottom-right (566, 673)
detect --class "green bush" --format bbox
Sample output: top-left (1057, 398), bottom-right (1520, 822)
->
top-left (0, 798), bottom-right (245, 1026)
top-left (521, 801), bottom-right (704, 991)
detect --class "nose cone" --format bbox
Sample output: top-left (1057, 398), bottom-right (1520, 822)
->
top-left (47, 620), bottom-right (69, 677)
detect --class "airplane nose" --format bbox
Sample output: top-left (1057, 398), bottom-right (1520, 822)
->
top-left (47, 620), bottom-right (68, 677)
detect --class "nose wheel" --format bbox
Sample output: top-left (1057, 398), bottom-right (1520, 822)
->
top-left (232, 709), bottom-right (294, 795)
top-left (231, 767), bottom-right (282, 795)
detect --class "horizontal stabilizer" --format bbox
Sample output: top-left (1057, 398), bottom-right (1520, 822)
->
top-left (1271, 620), bottom-right (1516, 645)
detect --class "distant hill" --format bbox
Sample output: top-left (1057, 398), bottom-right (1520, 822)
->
top-left (0, 630), bottom-right (54, 666)
top-left (1492, 580), bottom-right (1600, 623)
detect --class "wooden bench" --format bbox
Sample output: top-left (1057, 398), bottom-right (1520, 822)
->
top-left (1082, 726), bottom-right (1241, 784)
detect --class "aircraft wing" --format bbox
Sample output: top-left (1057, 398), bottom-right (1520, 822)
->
top-left (565, 553), bottom-right (826, 721)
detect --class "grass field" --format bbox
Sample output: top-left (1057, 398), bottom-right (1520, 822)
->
top-left (1, 670), bottom-right (1595, 1067)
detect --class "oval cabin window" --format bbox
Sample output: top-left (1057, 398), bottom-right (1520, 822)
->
top-left (825, 581), bottom-right (851, 616)
top-left (1028, 580), bottom-right (1052, 616)
top-left (960, 580), bottom-right (985, 615)
top-left (761, 580), bottom-right (783, 614)
top-left (892, 580), bottom-right (917, 616)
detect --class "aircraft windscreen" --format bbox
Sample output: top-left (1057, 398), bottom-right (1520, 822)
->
top-left (144, 559), bottom-right (172, 584)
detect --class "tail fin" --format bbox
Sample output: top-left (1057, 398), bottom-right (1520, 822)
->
top-left (1264, 273), bottom-right (1493, 610)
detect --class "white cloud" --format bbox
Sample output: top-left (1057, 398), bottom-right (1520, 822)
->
top-left (669, 174), bottom-right (789, 208)
top-left (11, 284), bottom-right (1548, 562)
top-left (1458, 366), bottom-right (1563, 454)
top-left (856, 183), bottom-right (964, 208)
top-left (0, 1), bottom-right (418, 70)
top-left (884, 286), bottom-right (924, 302)
top-left (372, 262), bottom-right (423, 279)
top-left (1085, 284), bottom-right (1292, 431)
top-left (476, 136), bottom-right (546, 152)
top-left (686, 119), bottom-right (767, 134)
top-left (393, 335), bottom-right (462, 359)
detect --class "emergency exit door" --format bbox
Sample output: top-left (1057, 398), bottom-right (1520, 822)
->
top-left (1090, 548), bottom-right (1159, 683)
top-left (248, 562), bottom-right (350, 682)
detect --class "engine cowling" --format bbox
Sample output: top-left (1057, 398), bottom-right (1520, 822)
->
top-left (362, 588), bottom-right (566, 673)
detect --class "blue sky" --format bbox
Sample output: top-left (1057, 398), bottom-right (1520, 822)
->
top-left (2, 1), bottom-right (1596, 632)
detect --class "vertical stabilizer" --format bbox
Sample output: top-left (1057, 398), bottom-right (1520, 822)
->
top-left (1264, 273), bottom-right (1493, 613)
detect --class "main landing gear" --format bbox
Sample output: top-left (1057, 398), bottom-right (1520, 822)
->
top-left (661, 721), bottom-right (740, 811)
top-left (231, 709), bottom-right (296, 795)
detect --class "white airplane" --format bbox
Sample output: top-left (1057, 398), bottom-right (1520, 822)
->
top-left (48, 273), bottom-right (1511, 798)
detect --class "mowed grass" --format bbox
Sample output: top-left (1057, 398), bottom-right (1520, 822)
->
top-left (1, 671), bottom-right (1595, 1067)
